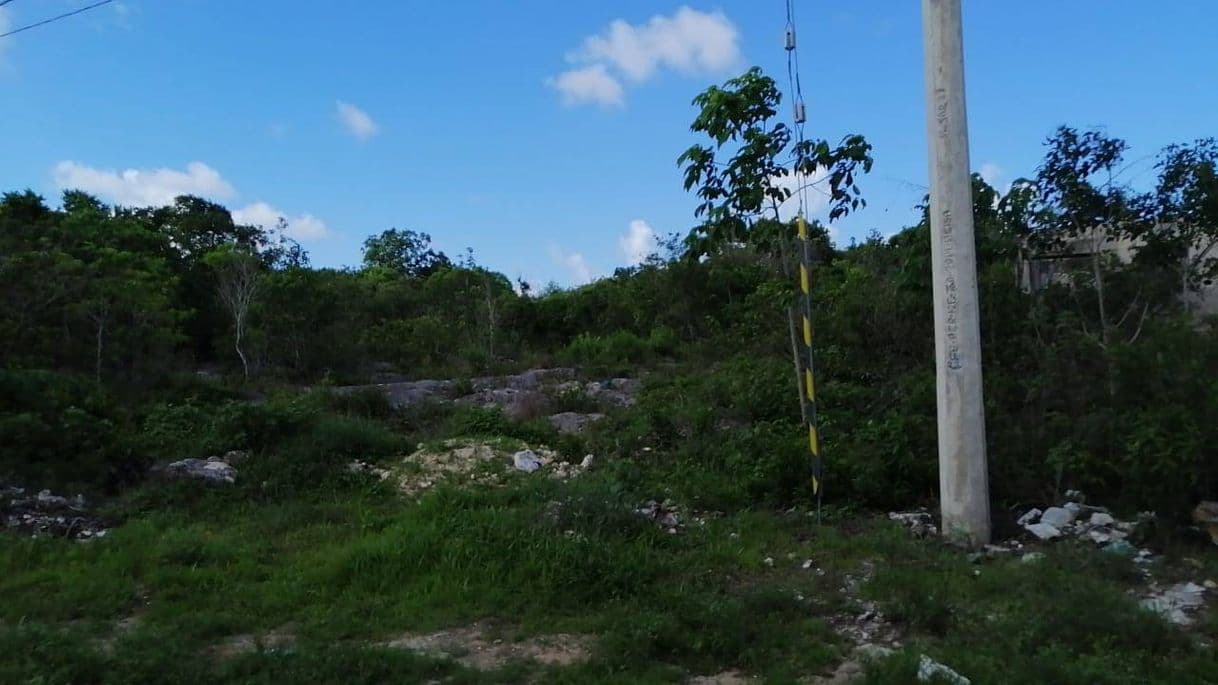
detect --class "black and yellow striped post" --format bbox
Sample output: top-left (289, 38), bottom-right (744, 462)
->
top-left (796, 213), bottom-right (823, 512)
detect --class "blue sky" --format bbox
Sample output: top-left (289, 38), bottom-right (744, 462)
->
top-left (3, 1), bottom-right (1216, 287)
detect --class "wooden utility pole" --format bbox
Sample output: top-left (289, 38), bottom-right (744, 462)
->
top-left (921, 0), bottom-right (991, 546)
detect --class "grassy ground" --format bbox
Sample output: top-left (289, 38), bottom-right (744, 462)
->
top-left (3, 391), bottom-right (1218, 683)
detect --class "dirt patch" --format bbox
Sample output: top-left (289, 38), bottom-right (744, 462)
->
top-left (209, 626), bottom-right (297, 660)
top-left (688, 670), bottom-right (759, 684)
top-left (382, 623), bottom-right (591, 670)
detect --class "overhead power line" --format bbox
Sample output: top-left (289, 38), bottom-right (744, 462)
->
top-left (0, 0), bottom-right (114, 39)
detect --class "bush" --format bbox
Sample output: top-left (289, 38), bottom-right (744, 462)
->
top-left (0, 369), bottom-right (135, 491)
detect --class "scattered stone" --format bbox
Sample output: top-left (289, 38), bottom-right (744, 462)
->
top-left (347, 460), bottom-right (392, 481)
top-left (636, 499), bottom-right (685, 531)
top-left (1142, 582), bottom-right (1207, 626)
top-left (1191, 501), bottom-right (1218, 545)
top-left (583, 378), bottom-right (640, 407)
top-left (158, 458), bottom-right (237, 484)
top-left (1205, 580), bottom-right (1217, 590)
top-left (1016, 508), bottom-right (1042, 526)
top-left (888, 510), bottom-right (938, 538)
top-left (512, 450), bottom-right (542, 473)
top-left (917, 655), bottom-right (971, 685)
top-left (2, 484), bottom-right (107, 540)
top-left (1040, 506), bottom-right (1076, 529)
top-left (802, 559), bottom-right (815, 570)
top-left (763, 557), bottom-right (775, 567)
top-left (36, 490), bottom-right (69, 508)
top-left (1089, 512), bottom-right (1116, 527)
top-left (547, 412), bottom-right (605, 435)
top-left (1024, 522), bottom-right (1062, 541)
top-left (221, 450), bottom-right (250, 465)
top-left (549, 454), bottom-right (594, 481)
top-left (1020, 552), bottom-right (1045, 564)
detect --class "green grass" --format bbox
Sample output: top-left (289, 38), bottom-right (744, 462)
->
top-left (3, 396), bottom-right (1218, 683)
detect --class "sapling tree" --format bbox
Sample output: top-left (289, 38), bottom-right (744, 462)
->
top-left (678, 66), bottom-right (872, 410)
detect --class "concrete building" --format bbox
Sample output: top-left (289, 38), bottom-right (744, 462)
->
top-left (1018, 228), bottom-right (1217, 317)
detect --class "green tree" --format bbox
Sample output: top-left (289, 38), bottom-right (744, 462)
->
top-left (678, 66), bottom-right (873, 416)
top-left (1145, 138), bottom-right (1218, 302)
top-left (362, 228), bottom-right (449, 277)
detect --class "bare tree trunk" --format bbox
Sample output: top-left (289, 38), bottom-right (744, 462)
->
top-left (1090, 246), bottom-right (1109, 349)
top-left (484, 280), bottom-right (498, 361)
top-left (235, 313), bottom-right (249, 379)
top-left (94, 316), bottom-right (104, 386)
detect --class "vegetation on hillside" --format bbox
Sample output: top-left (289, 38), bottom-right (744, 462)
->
top-left (2, 68), bottom-right (1217, 682)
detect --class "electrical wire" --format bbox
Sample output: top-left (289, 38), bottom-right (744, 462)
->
top-left (0, 0), bottom-right (114, 39)
top-left (784, 0), bottom-right (823, 522)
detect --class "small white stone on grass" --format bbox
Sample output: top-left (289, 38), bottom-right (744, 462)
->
top-left (1089, 512), bottom-right (1116, 527)
top-left (917, 655), bottom-right (971, 684)
top-left (512, 450), bottom-right (541, 473)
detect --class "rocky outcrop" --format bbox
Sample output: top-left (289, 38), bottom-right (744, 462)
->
top-left (548, 412), bottom-right (605, 435)
top-left (159, 455), bottom-right (237, 482)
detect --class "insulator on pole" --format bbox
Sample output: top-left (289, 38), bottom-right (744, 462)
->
top-left (784, 26), bottom-right (796, 51)
top-left (793, 101), bottom-right (806, 124)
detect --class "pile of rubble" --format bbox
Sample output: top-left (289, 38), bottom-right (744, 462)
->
top-left (346, 460), bottom-right (393, 481)
top-left (1141, 581), bottom-right (1213, 626)
top-left (887, 510), bottom-right (938, 538)
top-left (1, 486), bottom-right (108, 540)
top-left (635, 499), bottom-right (684, 533)
top-left (350, 440), bottom-right (595, 497)
top-left (153, 450), bottom-right (249, 486)
top-left (891, 498), bottom-right (1218, 628)
top-left (1015, 500), bottom-right (1152, 557)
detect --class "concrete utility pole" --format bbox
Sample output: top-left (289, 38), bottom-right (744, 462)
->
top-left (921, 0), bottom-right (991, 546)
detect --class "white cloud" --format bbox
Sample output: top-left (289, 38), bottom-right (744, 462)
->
top-left (336, 100), bottom-right (379, 141)
top-left (231, 202), bottom-right (329, 240)
top-left (548, 245), bottom-right (594, 284)
top-left (52, 160), bottom-right (329, 241)
top-left (547, 64), bottom-right (624, 107)
top-left (574, 6), bottom-right (740, 81)
top-left (550, 6), bottom-right (740, 106)
top-left (619, 219), bottom-right (657, 264)
top-left (53, 160), bottom-right (236, 207)
top-left (979, 162), bottom-right (1003, 188)
top-left (774, 168), bottom-right (832, 222)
